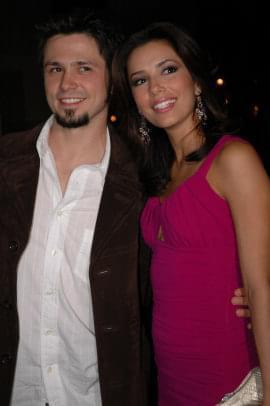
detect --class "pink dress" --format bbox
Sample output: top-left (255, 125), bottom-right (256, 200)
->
top-left (141, 135), bottom-right (258, 405)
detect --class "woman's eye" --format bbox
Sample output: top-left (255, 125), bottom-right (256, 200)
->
top-left (131, 78), bottom-right (146, 86)
top-left (163, 65), bottom-right (177, 74)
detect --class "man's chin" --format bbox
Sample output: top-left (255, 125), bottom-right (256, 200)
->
top-left (55, 113), bottom-right (90, 129)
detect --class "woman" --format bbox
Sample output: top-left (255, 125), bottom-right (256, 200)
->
top-left (113, 22), bottom-right (270, 405)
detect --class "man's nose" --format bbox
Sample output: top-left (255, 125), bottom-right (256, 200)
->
top-left (60, 71), bottom-right (77, 90)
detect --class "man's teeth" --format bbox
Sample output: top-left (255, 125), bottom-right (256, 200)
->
top-left (61, 98), bottom-right (83, 104)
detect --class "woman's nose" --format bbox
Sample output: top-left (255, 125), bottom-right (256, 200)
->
top-left (149, 78), bottom-right (164, 94)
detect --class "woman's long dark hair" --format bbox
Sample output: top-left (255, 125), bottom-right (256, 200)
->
top-left (112, 22), bottom-right (230, 196)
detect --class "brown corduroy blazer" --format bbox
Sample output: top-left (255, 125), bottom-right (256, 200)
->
top-left (0, 123), bottom-right (152, 406)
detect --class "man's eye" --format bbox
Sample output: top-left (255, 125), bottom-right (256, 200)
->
top-left (79, 66), bottom-right (91, 72)
top-left (50, 67), bottom-right (62, 73)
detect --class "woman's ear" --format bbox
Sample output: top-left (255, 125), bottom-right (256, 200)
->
top-left (194, 83), bottom-right (201, 97)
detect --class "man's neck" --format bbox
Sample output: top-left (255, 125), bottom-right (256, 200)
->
top-left (48, 118), bottom-right (108, 193)
top-left (49, 118), bottom-right (107, 164)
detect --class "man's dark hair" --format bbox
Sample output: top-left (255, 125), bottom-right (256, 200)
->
top-left (36, 10), bottom-right (123, 88)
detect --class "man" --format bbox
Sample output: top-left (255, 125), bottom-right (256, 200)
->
top-left (0, 12), bottom-right (151, 406)
top-left (0, 11), bottom-right (249, 406)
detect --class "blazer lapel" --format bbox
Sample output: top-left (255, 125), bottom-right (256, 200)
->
top-left (90, 127), bottom-right (142, 265)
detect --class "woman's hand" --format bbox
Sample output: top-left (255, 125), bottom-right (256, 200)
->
top-left (231, 288), bottom-right (251, 328)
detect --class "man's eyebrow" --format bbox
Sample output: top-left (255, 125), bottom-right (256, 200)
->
top-left (44, 60), bottom-right (98, 67)
top-left (44, 61), bottom-right (61, 67)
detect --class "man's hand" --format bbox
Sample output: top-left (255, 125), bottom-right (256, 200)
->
top-left (231, 288), bottom-right (251, 328)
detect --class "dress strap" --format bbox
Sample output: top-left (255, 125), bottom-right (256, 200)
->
top-left (196, 135), bottom-right (246, 178)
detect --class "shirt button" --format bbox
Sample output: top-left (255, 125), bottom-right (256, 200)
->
top-left (57, 210), bottom-right (63, 217)
top-left (47, 366), bottom-right (52, 374)
top-left (51, 249), bottom-right (57, 256)
top-left (45, 330), bottom-right (54, 336)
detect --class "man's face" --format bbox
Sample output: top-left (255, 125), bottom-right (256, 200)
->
top-left (43, 33), bottom-right (109, 128)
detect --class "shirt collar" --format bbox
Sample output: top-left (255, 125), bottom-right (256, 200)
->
top-left (36, 115), bottom-right (111, 176)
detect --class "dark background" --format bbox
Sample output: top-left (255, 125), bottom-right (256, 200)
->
top-left (0, 0), bottom-right (269, 170)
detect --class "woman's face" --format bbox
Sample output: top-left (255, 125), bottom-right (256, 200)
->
top-left (127, 39), bottom-right (200, 134)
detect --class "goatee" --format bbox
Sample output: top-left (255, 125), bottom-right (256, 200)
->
top-left (55, 109), bottom-right (90, 128)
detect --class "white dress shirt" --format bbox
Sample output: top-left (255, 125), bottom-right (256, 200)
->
top-left (11, 116), bottom-right (110, 406)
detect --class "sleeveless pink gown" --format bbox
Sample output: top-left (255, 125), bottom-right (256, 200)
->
top-left (141, 135), bottom-right (258, 405)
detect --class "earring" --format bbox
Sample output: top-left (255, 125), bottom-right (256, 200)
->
top-left (139, 115), bottom-right (151, 144)
top-left (195, 94), bottom-right (207, 125)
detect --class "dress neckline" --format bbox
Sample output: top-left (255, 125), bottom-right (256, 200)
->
top-left (156, 135), bottom-right (232, 205)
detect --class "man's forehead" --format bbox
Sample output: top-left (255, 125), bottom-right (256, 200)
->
top-left (44, 34), bottom-right (105, 65)
top-left (45, 33), bottom-right (101, 54)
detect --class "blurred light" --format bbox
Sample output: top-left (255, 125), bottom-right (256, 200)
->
top-left (252, 104), bottom-right (259, 116)
top-left (110, 114), bottom-right (117, 123)
top-left (216, 78), bottom-right (224, 86)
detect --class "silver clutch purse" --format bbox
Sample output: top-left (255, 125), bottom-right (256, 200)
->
top-left (217, 367), bottom-right (263, 405)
